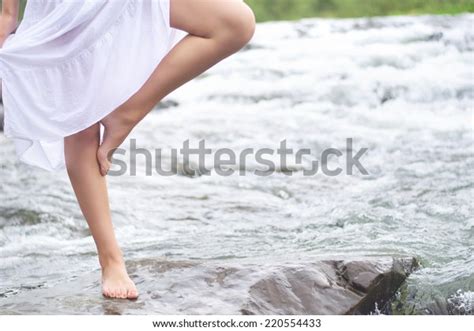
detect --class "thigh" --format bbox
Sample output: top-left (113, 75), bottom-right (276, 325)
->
top-left (169, 0), bottom-right (252, 37)
top-left (65, 122), bottom-right (100, 147)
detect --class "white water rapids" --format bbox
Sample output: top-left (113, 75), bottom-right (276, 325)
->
top-left (0, 14), bottom-right (473, 314)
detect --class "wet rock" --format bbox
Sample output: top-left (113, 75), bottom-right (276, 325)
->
top-left (423, 296), bottom-right (451, 315)
top-left (447, 290), bottom-right (473, 315)
top-left (375, 85), bottom-right (409, 104)
top-left (241, 257), bottom-right (418, 315)
top-left (157, 99), bottom-right (179, 110)
top-left (241, 43), bottom-right (266, 52)
top-left (0, 79), bottom-right (3, 130)
top-left (403, 32), bottom-right (444, 44)
top-left (207, 92), bottom-right (298, 105)
top-left (391, 288), bottom-right (474, 315)
top-left (351, 18), bottom-right (410, 31)
top-left (0, 257), bottom-right (417, 315)
top-left (0, 103), bottom-right (4, 132)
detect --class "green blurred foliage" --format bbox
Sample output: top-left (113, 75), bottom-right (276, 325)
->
top-left (19, 0), bottom-right (25, 18)
top-left (244, 0), bottom-right (474, 21)
top-left (4, 0), bottom-right (474, 22)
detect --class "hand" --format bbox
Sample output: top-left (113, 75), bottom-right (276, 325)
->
top-left (0, 14), bottom-right (18, 48)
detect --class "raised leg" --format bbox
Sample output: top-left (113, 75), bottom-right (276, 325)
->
top-left (97, 0), bottom-right (256, 175)
top-left (64, 123), bottom-right (138, 299)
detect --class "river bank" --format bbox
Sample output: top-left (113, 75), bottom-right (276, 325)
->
top-left (244, 0), bottom-right (473, 22)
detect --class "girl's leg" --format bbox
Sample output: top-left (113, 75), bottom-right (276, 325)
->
top-left (97, 0), bottom-right (256, 175)
top-left (64, 123), bottom-right (138, 299)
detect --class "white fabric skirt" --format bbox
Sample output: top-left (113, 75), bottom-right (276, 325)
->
top-left (0, 0), bottom-right (187, 171)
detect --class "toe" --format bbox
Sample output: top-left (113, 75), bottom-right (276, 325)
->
top-left (100, 165), bottom-right (108, 177)
top-left (100, 163), bottom-right (110, 176)
top-left (99, 163), bottom-right (108, 176)
top-left (127, 288), bottom-right (138, 299)
top-left (120, 288), bottom-right (128, 299)
top-left (97, 148), bottom-right (110, 176)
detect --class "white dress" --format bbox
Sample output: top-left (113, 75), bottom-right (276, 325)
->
top-left (0, 0), bottom-right (187, 171)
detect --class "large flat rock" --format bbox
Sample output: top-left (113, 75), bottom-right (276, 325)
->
top-left (0, 257), bottom-right (418, 315)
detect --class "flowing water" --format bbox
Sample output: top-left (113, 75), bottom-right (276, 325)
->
top-left (0, 14), bottom-right (473, 314)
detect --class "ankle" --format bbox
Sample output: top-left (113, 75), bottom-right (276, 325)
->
top-left (98, 249), bottom-right (125, 269)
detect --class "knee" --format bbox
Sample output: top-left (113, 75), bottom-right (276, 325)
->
top-left (72, 124), bottom-right (100, 145)
top-left (217, 2), bottom-right (256, 51)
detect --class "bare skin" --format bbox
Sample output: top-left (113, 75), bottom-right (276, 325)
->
top-left (65, 0), bottom-right (256, 299)
top-left (0, 0), bottom-right (19, 47)
top-left (65, 124), bottom-right (138, 299)
top-left (98, 0), bottom-right (256, 176)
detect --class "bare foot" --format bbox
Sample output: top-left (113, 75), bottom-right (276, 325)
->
top-left (101, 260), bottom-right (139, 300)
top-left (97, 109), bottom-right (138, 176)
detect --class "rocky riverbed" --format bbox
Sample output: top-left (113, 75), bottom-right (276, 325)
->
top-left (0, 257), bottom-right (417, 314)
